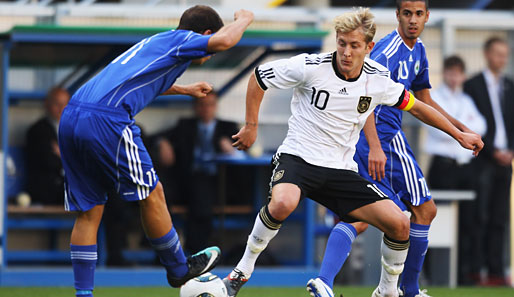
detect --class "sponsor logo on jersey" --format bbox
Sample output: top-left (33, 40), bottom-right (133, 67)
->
top-left (409, 55), bottom-right (413, 62)
top-left (273, 169), bottom-right (285, 182)
top-left (357, 96), bottom-right (372, 113)
top-left (338, 87), bottom-right (348, 95)
top-left (415, 60), bottom-right (420, 75)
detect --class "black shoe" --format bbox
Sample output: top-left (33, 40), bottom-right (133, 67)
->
top-left (167, 246), bottom-right (221, 288)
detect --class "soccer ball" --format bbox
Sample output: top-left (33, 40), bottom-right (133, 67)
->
top-left (179, 272), bottom-right (228, 297)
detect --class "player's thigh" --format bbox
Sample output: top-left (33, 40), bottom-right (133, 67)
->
top-left (349, 199), bottom-right (409, 240)
top-left (389, 132), bottom-right (431, 206)
top-left (269, 153), bottom-right (321, 219)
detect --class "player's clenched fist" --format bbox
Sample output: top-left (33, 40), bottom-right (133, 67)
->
top-left (232, 124), bottom-right (257, 150)
top-left (234, 9), bottom-right (254, 22)
top-left (457, 132), bottom-right (484, 156)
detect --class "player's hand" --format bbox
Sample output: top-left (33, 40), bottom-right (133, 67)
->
top-left (457, 132), bottom-right (484, 157)
top-left (368, 146), bottom-right (387, 181)
top-left (232, 124), bottom-right (257, 150)
top-left (185, 82), bottom-right (213, 98)
top-left (234, 9), bottom-right (254, 22)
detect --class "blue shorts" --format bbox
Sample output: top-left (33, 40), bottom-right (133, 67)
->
top-left (355, 130), bottom-right (431, 210)
top-left (59, 101), bottom-right (159, 211)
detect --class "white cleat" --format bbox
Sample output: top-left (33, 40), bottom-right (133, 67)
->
top-left (306, 278), bottom-right (334, 297)
top-left (398, 288), bottom-right (431, 297)
top-left (372, 287), bottom-right (399, 297)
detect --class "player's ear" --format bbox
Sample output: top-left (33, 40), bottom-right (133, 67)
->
top-left (202, 29), bottom-right (213, 36)
top-left (366, 41), bottom-right (375, 54)
top-left (425, 10), bottom-right (430, 22)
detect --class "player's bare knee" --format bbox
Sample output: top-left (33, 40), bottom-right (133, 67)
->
top-left (352, 221), bottom-right (369, 234)
top-left (411, 200), bottom-right (437, 224)
top-left (269, 196), bottom-right (296, 221)
top-left (387, 214), bottom-right (410, 241)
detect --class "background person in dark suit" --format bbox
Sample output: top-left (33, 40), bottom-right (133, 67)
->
top-left (26, 87), bottom-right (70, 205)
top-left (463, 36), bottom-right (514, 286)
top-left (157, 91), bottom-right (244, 253)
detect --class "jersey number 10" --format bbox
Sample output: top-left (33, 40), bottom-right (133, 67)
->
top-left (310, 87), bottom-right (330, 110)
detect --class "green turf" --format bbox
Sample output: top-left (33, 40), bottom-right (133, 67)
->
top-left (1, 286), bottom-right (513, 297)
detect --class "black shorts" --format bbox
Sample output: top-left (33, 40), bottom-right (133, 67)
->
top-left (269, 153), bottom-right (388, 223)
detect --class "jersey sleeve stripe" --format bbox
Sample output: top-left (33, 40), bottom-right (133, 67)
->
top-left (395, 90), bottom-right (415, 111)
top-left (254, 67), bottom-right (268, 91)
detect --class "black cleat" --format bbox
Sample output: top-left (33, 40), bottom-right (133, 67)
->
top-left (167, 246), bottom-right (221, 288)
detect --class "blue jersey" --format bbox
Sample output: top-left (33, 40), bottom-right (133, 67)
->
top-left (70, 30), bottom-right (211, 116)
top-left (371, 29), bottom-right (431, 136)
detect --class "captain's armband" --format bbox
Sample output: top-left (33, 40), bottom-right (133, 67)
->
top-left (395, 89), bottom-right (416, 111)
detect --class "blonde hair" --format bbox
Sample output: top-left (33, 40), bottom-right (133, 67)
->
top-left (334, 7), bottom-right (376, 43)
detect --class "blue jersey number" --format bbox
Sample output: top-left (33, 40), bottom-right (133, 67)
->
top-left (111, 36), bottom-right (153, 65)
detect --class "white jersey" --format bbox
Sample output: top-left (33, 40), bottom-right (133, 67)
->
top-left (255, 52), bottom-right (411, 171)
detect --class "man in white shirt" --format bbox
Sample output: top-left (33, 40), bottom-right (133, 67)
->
top-left (463, 37), bottom-right (514, 286)
top-left (425, 55), bottom-right (486, 182)
top-left (424, 56), bottom-right (486, 285)
top-left (223, 7), bottom-right (483, 297)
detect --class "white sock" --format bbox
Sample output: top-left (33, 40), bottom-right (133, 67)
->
top-left (377, 235), bottom-right (409, 297)
top-left (235, 208), bottom-right (281, 277)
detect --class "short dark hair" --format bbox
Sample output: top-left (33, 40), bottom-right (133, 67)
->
top-left (177, 5), bottom-right (224, 34)
top-left (484, 36), bottom-right (508, 52)
top-left (396, 0), bottom-right (429, 10)
top-left (443, 55), bottom-right (465, 72)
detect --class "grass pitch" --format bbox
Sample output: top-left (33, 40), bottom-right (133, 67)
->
top-left (1, 286), bottom-right (513, 297)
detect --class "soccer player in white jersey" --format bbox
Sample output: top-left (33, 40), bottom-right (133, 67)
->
top-left (313, 2), bottom-right (481, 297)
top-left (222, 7), bottom-right (483, 297)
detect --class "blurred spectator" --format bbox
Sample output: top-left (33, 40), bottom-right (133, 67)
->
top-left (425, 55), bottom-right (486, 186)
top-left (156, 92), bottom-right (244, 253)
top-left (424, 55), bottom-right (486, 285)
top-left (463, 36), bottom-right (514, 286)
top-left (25, 87), bottom-right (69, 205)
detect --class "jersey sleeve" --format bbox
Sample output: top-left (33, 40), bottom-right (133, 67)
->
top-left (410, 51), bottom-right (431, 91)
top-left (173, 32), bottom-right (211, 59)
top-left (370, 51), bottom-right (389, 69)
top-left (254, 54), bottom-right (306, 90)
top-left (381, 79), bottom-right (415, 111)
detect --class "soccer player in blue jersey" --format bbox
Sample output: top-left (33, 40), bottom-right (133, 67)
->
top-left (58, 6), bottom-right (253, 297)
top-left (309, 1), bottom-right (481, 297)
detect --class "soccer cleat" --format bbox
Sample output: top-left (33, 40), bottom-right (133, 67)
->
top-left (223, 268), bottom-right (249, 297)
top-left (372, 287), bottom-right (399, 297)
top-left (398, 288), bottom-right (431, 297)
top-left (306, 278), bottom-right (334, 297)
top-left (167, 246), bottom-right (221, 288)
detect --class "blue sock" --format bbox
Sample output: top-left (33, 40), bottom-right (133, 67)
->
top-left (318, 222), bottom-right (357, 288)
top-left (148, 227), bottom-right (188, 278)
top-left (70, 244), bottom-right (97, 297)
top-left (400, 223), bottom-right (430, 297)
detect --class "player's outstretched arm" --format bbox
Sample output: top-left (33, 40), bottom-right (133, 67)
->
top-left (162, 82), bottom-right (213, 98)
top-left (363, 113), bottom-right (387, 181)
top-left (207, 9), bottom-right (254, 53)
top-left (414, 88), bottom-right (474, 134)
top-left (232, 73), bottom-right (264, 150)
top-left (408, 99), bottom-right (484, 156)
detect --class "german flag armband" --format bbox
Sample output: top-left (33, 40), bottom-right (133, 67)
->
top-left (395, 89), bottom-right (416, 111)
